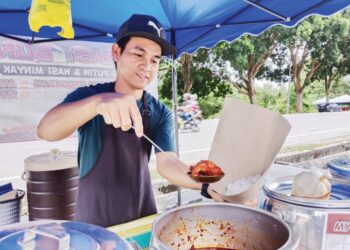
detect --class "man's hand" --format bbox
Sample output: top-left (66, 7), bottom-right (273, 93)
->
top-left (96, 93), bottom-right (143, 137)
top-left (207, 187), bottom-right (226, 202)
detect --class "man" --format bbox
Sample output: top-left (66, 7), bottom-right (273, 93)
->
top-left (37, 14), bottom-right (221, 227)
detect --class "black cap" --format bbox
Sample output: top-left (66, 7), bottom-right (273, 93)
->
top-left (116, 14), bottom-right (176, 56)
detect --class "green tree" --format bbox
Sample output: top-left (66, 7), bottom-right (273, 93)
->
top-left (212, 28), bottom-right (280, 104)
top-left (159, 49), bottom-right (232, 101)
top-left (270, 16), bottom-right (350, 112)
top-left (311, 14), bottom-right (350, 103)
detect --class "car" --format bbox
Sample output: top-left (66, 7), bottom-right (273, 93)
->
top-left (317, 103), bottom-right (341, 112)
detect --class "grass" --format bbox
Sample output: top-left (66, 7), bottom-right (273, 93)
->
top-left (279, 143), bottom-right (328, 154)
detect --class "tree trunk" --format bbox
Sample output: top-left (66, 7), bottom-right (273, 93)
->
top-left (247, 77), bottom-right (256, 105)
top-left (182, 54), bottom-right (192, 93)
top-left (296, 90), bottom-right (303, 113)
top-left (289, 44), bottom-right (320, 113)
top-left (324, 74), bottom-right (332, 103)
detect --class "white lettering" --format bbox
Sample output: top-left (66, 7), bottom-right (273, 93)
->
top-left (333, 221), bottom-right (350, 233)
top-left (3, 65), bottom-right (43, 75)
top-left (48, 67), bottom-right (71, 76)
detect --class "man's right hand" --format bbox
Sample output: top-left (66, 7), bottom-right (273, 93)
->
top-left (96, 93), bottom-right (143, 137)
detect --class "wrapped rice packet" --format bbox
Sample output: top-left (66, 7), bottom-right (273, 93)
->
top-left (291, 169), bottom-right (332, 199)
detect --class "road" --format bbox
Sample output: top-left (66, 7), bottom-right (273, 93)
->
top-left (1, 111), bottom-right (350, 182)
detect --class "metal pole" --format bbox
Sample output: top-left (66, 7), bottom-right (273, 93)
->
top-left (169, 29), bottom-right (182, 206)
top-left (286, 61), bottom-right (292, 114)
top-left (171, 55), bottom-right (182, 206)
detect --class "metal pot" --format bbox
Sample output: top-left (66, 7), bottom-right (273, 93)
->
top-left (0, 220), bottom-right (133, 249)
top-left (151, 203), bottom-right (297, 250)
top-left (260, 177), bottom-right (350, 250)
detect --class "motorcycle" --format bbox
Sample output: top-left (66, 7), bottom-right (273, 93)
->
top-left (177, 111), bottom-right (201, 133)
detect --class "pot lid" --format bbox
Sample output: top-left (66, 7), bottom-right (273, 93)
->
top-left (0, 220), bottom-right (133, 250)
top-left (327, 156), bottom-right (350, 178)
top-left (24, 149), bottom-right (77, 171)
top-left (263, 177), bottom-right (350, 209)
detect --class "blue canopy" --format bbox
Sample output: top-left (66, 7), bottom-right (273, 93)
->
top-left (1, 0), bottom-right (349, 58)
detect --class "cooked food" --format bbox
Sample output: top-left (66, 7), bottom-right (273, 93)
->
top-left (190, 160), bottom-right (224, 177)
top-left (190, 247), bottom-right (236, 250)
top-left (291, 170), bottom-right (332, 199)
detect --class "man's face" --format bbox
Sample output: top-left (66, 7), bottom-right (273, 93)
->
top-left (113, 37), bottom-right (161, 90)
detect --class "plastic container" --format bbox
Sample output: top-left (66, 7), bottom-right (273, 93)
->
top-left (0, 189), bottom-right (25, 226)
top-left (327, 156), bottom-right (350, 179)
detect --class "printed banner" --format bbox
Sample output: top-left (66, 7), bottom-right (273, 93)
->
top-left (0, 37), bottom-right (158, 143)
top-left (0, 37), bottom-right (115, 143)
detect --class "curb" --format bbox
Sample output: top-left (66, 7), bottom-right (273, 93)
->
top-left (275, 141), bottom-right (350, 164)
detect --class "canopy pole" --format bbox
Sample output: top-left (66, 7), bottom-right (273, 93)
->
top-left (170, 29), bottom-right (182, 206)
top-left (244, 0), bottom-right (290, 22)
top-left (171, 55), bottom-right (182, 207)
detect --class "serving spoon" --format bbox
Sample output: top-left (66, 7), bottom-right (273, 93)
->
top-left (131, 126), bottom-right (224, 183)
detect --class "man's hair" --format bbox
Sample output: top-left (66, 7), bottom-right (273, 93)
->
top-left (114, 37), bottom-right (131, 69)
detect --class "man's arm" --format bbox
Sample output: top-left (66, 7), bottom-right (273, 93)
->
top-left (156, 152), bottom-right (225, 201)
top-left (156, 151), bottom-right (200, 189)
top-left (37, 95), bottom-right (100, 141)
top-left (37, 92), bottom-right (143, 141)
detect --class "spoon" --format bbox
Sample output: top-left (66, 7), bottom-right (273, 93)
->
top-left (130, 125), bottom-right (188, 173)
top-left (131, 126), bottom-right (224, 183)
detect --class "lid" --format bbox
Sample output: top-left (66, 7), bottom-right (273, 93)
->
top-left (327, 156), bottom-right (350, 178)
top-left (263, 177), bottom-right (350, 209)
top-left (24, 149), bottom-right (77, 172)
top-left (0, 220), bottom-right (133, 250)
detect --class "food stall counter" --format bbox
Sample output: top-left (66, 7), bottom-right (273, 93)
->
top-left (107, 214), bottom-right (158, 249)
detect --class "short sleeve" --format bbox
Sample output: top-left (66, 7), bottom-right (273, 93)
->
top-left (153, 106), bottom-right (175, 153)
top-left (62, 87), bottom-right (95, 104)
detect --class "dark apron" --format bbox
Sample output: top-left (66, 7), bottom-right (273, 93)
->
top-left (75, 92), bottom-right (156, 227)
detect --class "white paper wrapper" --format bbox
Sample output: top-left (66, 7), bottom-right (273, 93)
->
top-left (208, 98), bottom-right (291, 203)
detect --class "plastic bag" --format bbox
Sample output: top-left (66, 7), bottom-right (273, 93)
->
top-left (291, 169), bottom-right (332, 199)
top-left (29, 0), bottom-right (74, 39)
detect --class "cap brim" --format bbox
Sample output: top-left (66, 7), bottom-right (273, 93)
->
top-left (117, 31), bottom-right (177, 56)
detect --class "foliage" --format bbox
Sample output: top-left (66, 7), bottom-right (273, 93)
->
top-left (158, 49), bottom-right (233, 102)
top-left (211, 28), bottom-right (281, 103)
top-left (198, 94), bottom-right (225, 119)
top-left (310, 13), bottom-right (350, 97)
top-left (158, 10), bottom-right (350, 117)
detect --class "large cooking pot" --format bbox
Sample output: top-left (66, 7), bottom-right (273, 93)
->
top-left (260, 177), bottom-right (350, 250)
top-left (151, 203), bottom-right (297, 250)
top-left (0, 220), bottom-right (133, 249)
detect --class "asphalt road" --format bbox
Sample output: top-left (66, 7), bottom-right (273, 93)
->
top-left (1, 111), bottom-right (350, 182)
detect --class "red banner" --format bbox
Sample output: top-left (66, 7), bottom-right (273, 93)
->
top-left (327, 213), bottom-right (350, 235)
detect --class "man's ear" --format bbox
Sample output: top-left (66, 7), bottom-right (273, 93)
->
top-left (112, 44), bottom-right (121, 62)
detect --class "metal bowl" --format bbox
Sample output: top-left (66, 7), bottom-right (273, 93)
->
top-left (151, 203), bottom-right (296, 250)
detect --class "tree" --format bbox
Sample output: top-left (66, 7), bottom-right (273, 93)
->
top-left (271, 16), bottom-right (347, 112)
top-left (311, 14), bottom-right (350, 103)
top-left (158, 49), bottom-right (232, 101)
top-left (179, 53), bottom-right (193, 93)
top-left (212, 28), bottom-right (280, 104)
